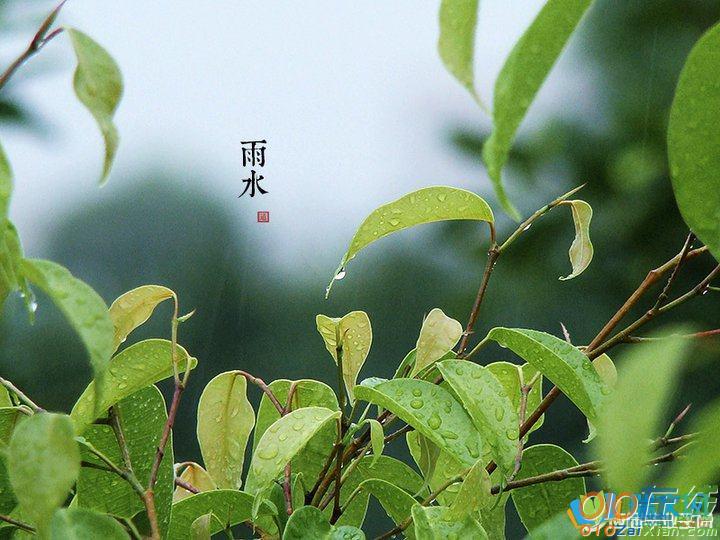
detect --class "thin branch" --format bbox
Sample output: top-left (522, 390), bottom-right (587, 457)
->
top-left (282, 381), bottom-right (300, 516)
top-left (331, 418), bottom-right (344, 523)
top-left (238, 371), bottom-right (284, 414)
top-left (650, 232), bottom-right (695, 313)
top-left (174, 477), bottom-right (199, 495)
top-left (0, 376), bottom-right (44, 413)
top-left (81, 440), bottom-right (146, 500)
top-left (624, 329), bottom-right (720, 344)
top-left (0, 513), bottom-right (35, 533)
top-left (109, 405), bottom-right (134, 473)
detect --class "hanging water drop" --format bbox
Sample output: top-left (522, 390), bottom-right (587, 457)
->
top-left (334, 267), bottom-right (347, 281)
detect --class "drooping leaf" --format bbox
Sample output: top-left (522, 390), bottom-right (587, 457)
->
top-left (168, 490), bottom-right (254, 540)
top-left (0, 222), bottom-right (31, 314)
top-left (253, 379), bottom-right (339, 483)
top-left (411, 309), bottom-right (463, 377)
top-left (559, 200), bottom-right (593, 280)
top-left (247, 407), bottom-right (341, 493)
top-left (283, 506), bottom-right (365, 540)
top-left (596, 334), bottom-right (689, 492)
top-left (327, 187), bottom-right (493, 295)
top-left (354, 479), bottom-right (418, 535)
top-left (21, 259), bottom-right (114, 411)
top-left (482, 0), bottom-right (592, 219)
top-left (50, 508), bottom-right (128, 539)
top-left (77, 386), bottom-right (174, 537)
top-left (438, 360), bottom-right (519, 475)
top-left (486, 361), bottom-right (544, 435)
top-left (445, 458), bottom-right (492, 520)
top-left (668, 22), bottom-right (720, 262)
top-left (407, 432), bottom-right (440, 493)
top-left (486, 328), bottom-right (608, 421)
top-left (354, 379), bottom-right (482, 468)
top-left (8, 413), bottom-right (80, 530)
top-left (108, 285), bottom-right (175, 351)
top-left (173, 462), bottom-right (217, 502)
top-left (406, 432), bottom-right (456, 503)
top-left (66, 28), bottom-right (123, 184)
top-left (357, 419), bottom-right (384, 465)
top-left (197, 371), bottom-right (254, 489)
top-left (412, 504), bottom-right (488, 540)
top-left (511, 444), bottom-right (585, 532)
top-left (438, 0), bottom-right (481, 102)
top-left (583, 354), bottom-right (616, 443)
top-left (315, 311), bottom-right (372, 402)
top-left (71, 338), bottom-right (197, 432)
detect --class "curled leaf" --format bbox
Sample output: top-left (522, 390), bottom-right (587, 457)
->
top-left (109, 285), bottom-right (175, 350)
top-left (438, 0), bottom-right (481, 104)
top-left (358, 419), bottom-right (384, 465)
top-left (445, 458), bottom-right (492, 520)
top-left (559, 200), bottom-right (593, 280)
top-left (412, 308), bottom-right (463, 377)
top-left (173, 463), bottom-right (217, 502)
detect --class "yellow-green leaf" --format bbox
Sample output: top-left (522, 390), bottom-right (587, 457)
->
top-left (168, 490), bottom-right (254, 540)
top-left (173, 463), bottom-right (217, 502)
top-left (327, 187), bottom-right (493, 295)
top-left (559, 200), bottom-right (593, 280)
top-left (189, 513), bottom-right (212, 540)
top-left (486, 361), bottom-right (544, 436)
top-left (412, 504), bottom-right (487, 539)
top-left (411, 309), bottom-right (463, 377)
top-left (445, 458), bottom-right (492, 520)
top-left (197, 371), bottom-right (255, 489)
top-left (358, 419), bottom-right (384, 465)
top-left (66, 28), bottom-right (123, 184)
top-left (438, 0), bottom-right (481, 104)
top-left (50, 508), bottom-right (128, 539)
top-left (109, 285), bottom-right (175, 351)
top-left (355, 478), bottom-right (418, 534)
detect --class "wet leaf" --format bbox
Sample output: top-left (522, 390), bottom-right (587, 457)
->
top-left (173, 462), bottom-right (217, 502)
top-left (668, 22), bottom-right (720, 262)
top-left (482, 0), bottom-right (592, 219)
top-left (109, 285), bottom-right (175, 351)
top-left (327, 187), bottom-right (493, 295)
top-left (412, 504), bottom-right (488, 539)
top-left (438, 360), bottom-right (519, 475)
top-left (283, 505), bottom-right (365, 540)
top-left (358, 419), bottom-right (384, 465)
top-left (197, 371), bottom-right (254, 489)
top-left (316, 311), bottom-right (372, 402)
top-left (168, 490), bottom-right (254, 540)
top-left (559, 200), bottom-right (593, 280)
top-left (66, 29), bottom-right (123, 184)
top-left (21, 259), bottom-right (114, 411)
top-left (247, 407), bottom-right (340, 493)
top-left (8, 413), bottom-right (80, 531)
top-left (71, 338), bottom-right (197, 432)
top-left (445, 458), bottom-right (492, 520)
top-left (438, 0), bottom-right (480, 102)
top-left (511, 444), bottom-right (585, 532)
top-left (412, 309), bottom-right (463, 377)
top-left (486, 361), bottom-right (544, 435)
top-left (354, 379), bottom-right (482, 468)
top-left (354, 479), bottom-right (418, 535)
top-left (50, 508), bottom-right (128, 539)
top-left (486, 328), bottom-right (608, 422)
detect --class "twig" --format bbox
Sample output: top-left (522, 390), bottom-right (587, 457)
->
top-left (652, 404), bottom-right (692, 450)
top-left (331, 418), bottom-right (344, 523)
top-left (109, 405), bottom-right (134, 473)
top-left (624, 329), bottom-right (720, 344)
top-left (0, 513), bottom-right (35, 533)
top-left (282, 381), bottom-right (300, 516)
top-left (81, 440), bottom-right (146, 500)
top-left (650, 233), bottom-right (695, 313)
top-left (238, 371), bottom-right (284, 414)
top-left (174, 477), bottom-right (199, 495)
top-left (0, 376), bottom-right (44, 413)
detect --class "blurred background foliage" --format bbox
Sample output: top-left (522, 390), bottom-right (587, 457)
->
top-left (2, 0), bottom-right (720, 536)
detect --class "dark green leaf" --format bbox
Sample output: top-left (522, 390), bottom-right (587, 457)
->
top-left (283, 506), bottom-right (365, 540)
top-left (50, 508), bottom-right (128, 539)
top-left (355, 479), bottom-right (418, 535)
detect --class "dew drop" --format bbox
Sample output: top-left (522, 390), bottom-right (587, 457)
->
top-left (334, 268), bottom-right (347, 281)
top-left (410, 399), bottom-right (423, 409)
top-left (427, 413), bottom-right (442, 430)
top-left (259, 444), bottom-right (279, 460)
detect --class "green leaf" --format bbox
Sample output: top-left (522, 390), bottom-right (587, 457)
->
top-left (354, 379), bottom-right (482, 468)
top-left (525, 511), bottom-right (581, 540)
top-left (253, 379), bottom-right (339, 483)
top-left (411, 309), bottom-right (463, 377)
top-left (486, 361), bottom-right (544, 435)
top-left (486, 328), bottom-right (608, 421)
top-left (354, 479), bottom-right (418, 535)
top-left (0, 141), bottom-right (11, 221)
top-left (438, 360), bottom-right (519, 475)
top-left (109, 285), bottom-right (175, 351)
top-left (596, 334), bottom-right (689, 491)
top-left (0, 222), bottom-right (32, 314)
top-left (412, 504), bottom-right (488, 540)
top-left (583, 354), bottom-right (616, 443)
top-left (247, 407), bottom-right (341, 493)
top-left (168, 490), bottom-right (254, 540)
top-left (71, 338), bottom-right (197, 432)
top-left (173, 462), bottom-right (217, 502)
top-left (559, 200), bottom-right (593, 280)
top-left (315, 311), bottom-right (372, 402)
top-left (668, 22), bottom-right (720, 261)
top-left (197, 371), bottom-right (254, 489)
top-left (50, 508), bottom-right (128, 539)
top-left (0, 407), bottom-right (25, 449)
top-left (66, 28), bottom-right (123, 184)
top-left (77, 386), bottom-right (174, 536)
top-left (445, 458), bottom-right (492, 520)
top-left (482, 0), bottom-right (592, 219)
top-left (511, 444), bottom-right (585, 532)
top-left (189, 513), bottom-right (212, 540)
top-left (283, 506), bottom-right (365, 540)
top-left (407, 432), bottom-right (454, 502)
top-left (327, 187), bottom-right (493, 295)
top-left (438, 0), bottom-right (481, 103)
top-left (357, 419), bottom-right (384, 465)
top-left (8, 413), bottom-right (80, 530)
top-left (21, 259), bottom-right (114, 410)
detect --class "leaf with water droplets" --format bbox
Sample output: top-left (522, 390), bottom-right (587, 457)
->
top-left (446, 458), bottom-right (492, 520)
top-left (482, 0), bottom-right (592, 219)
top-left (21, 258), bottom-right (114, 411)
top-left (668, 22), bottom-right (720, 262)
top-left (412, 504), bottom-right (488, 539)
top-left (438, 360), bottom-right (519, 475)
top-left (173, 462), bottom-right (217, 502)
top-left (284, 505), bottom-right (365, 540)
top-left (354, 478), bottom-right (418, 535)
top-left (71, 338), bottom-right (197, 432)
top-left (109, 285), bottom-right (175, 351)
top-left (77, 386), bottom-right (174, 536)
top-left (486, 328), bottom-right (608, 422)
top-left (559, 200), bottom-right (593, 280)
top-left (50, 508), bottom-right (128, 539)
top-left (315, 311), bottom-right (372, 403)
top-left (8, 413), bottom-right (80, 532)
top-left (412, 309), bottom-right (463, 377)
top-left (438, 0), bottom-right (481, 104)
top-left (253, 379), bottom-right (339, 484)
top-left (197, 371), bottom-right (255, 490)
top-left (486, 361), bottom-right (544, 436)
top-left (327, 186), bottom-right (493, 295)
top-left (511, 444), bottom-right (585, 533)
top-left (66, 28), bottom-right (123, 184)
top-left (358, 419), bottom-right (384, 465)
top-left (168, 490), bottom-right (255, 540)
top-left (247, 407), bottom-right (340, 493)
top-left (596, 334), bottom-right (689, 491)
top-left (354, 379), bottom-right (482, 468)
